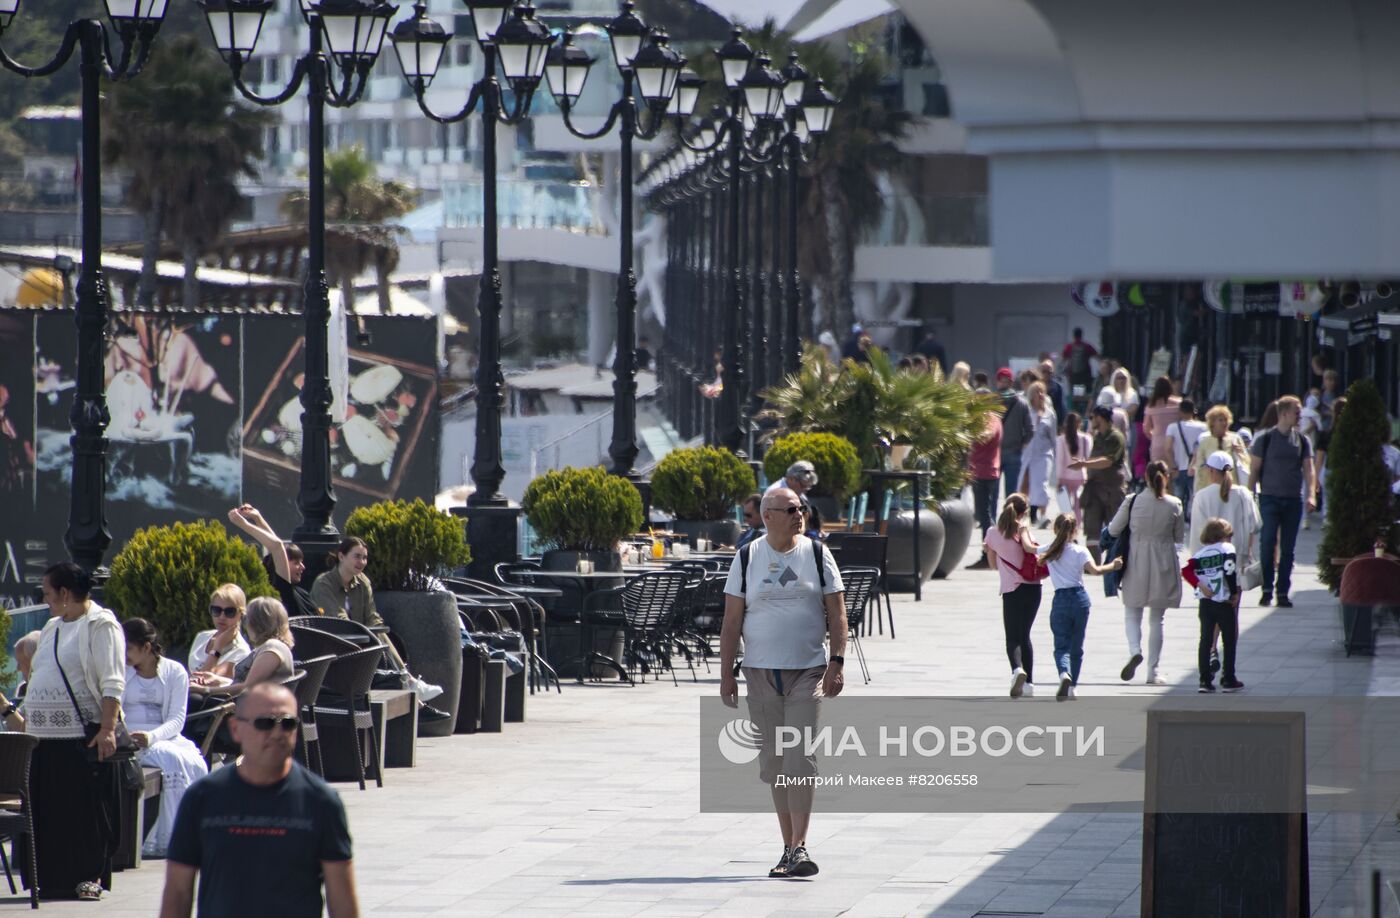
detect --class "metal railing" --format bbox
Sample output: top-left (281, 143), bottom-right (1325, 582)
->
top-left (526, 407), bottom-right (614, 480)
top-left (442, 179), bottom-right (609, 236)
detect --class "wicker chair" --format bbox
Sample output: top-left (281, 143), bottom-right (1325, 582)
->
top-left (288, 624), bottom-right (358, 661)
top-left (581, 571), bottom-right (688, 685)
top-left (289, 656), bottom-right (334, 777)
top-left (313, 646), bottom-right (385, 790)
top-left (837, 566), bottom-right (881, 684)
top-left (0, 733), bottom-right (39, 908)
top-left (826, 532), bottom-right (895, 638)
top-left (442, 578), bottom-right (561, 694)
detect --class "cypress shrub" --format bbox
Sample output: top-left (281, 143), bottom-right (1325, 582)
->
top-left (651, 446), bottom-right (755, 521)
top-left (523, 466), bottom-right (643, 552)
top-left (1318, 379), bottom-right (1397, 590)
top-left (344, 498), bottom-right (471, 591)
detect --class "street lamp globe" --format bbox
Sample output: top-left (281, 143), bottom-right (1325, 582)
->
top-left (715, 27), bottom-right (753, 89)
top-left (740, 53), bottom-right (785, 121)
top-left (631, 31), bottom-right (683, 106)
top-left (605, 0), bottom-right (647, 70)
top-left (200, 0), bottom-right (273, 61)
top-left (464, 0), bottom-right (514, 46)
top-left (780, 52), bottom-right (808, 109)
top-left (544, 31), bottom-right (594, 109)
top-left (800, 77), bottom-right (837, 134)
top-left (494, 4), bottom-right (554, 85)
top-left (390, 3), bottom-right (450, 87)
top-left (104, 0), bottom-right (170, 31)
top-left (0, 0), bottom-right (22, 34)
top-left (315, 0), bottom-right (397, 71)
top-left (669, 68), bottom-right (703, 118)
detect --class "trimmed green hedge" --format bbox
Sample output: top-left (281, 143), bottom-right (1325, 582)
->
top-left (523, 466), bottom-right (644, 552)
top-left (106, 520), bottom-right (275, 649)
top-left (763, 432), bottom-right (861, 499)
top-left (345, 498), bottom-right (471, 592)
top-left (651, 446), bottom-right (755, 521)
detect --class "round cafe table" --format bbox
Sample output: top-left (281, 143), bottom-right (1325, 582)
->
top-left (525, 569), bottom-right (639, 682)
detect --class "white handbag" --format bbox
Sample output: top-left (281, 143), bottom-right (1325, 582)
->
top-left (1240, 557), bottom-right (1263, 591)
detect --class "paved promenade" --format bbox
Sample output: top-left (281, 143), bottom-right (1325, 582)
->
top-left (29, 524), bottom-right (1400, 917)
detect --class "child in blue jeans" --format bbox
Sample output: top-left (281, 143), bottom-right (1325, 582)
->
top-left (1040, 513), bottom-right (1123, 700)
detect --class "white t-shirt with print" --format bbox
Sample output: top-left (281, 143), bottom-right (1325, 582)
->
top-left (724, 536), bottom-right (844, 669)
top-left (1041, 541), bottom-right (1092, 591)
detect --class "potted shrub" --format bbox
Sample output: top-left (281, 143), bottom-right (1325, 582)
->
top-left (345, 498), bottom-right (471, 737)
top-left (761, 347), bottom-right (998, 582)
top-left (762, 431), bottom-right (862, 522)
top-left (106, 520), bottom-right (275, 656)
top-left (651, 446), bottom-right (756, 547)
top-left (523, 465), bottom-right (644, 572)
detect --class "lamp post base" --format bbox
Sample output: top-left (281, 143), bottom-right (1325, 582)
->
top-left (462, 502), bottom-right (522, 579)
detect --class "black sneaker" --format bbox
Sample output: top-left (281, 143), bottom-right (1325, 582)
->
top-left (1121, 653), bottom-right (1143, 682)
top-left (786, 845), bottom-right (819, 878)
top-left (1276, 595), bottom-right (1293, 608)
top-left (1260, 593), bottom-right (1273, 607)
top-left (768, 847), bottom-right (791, 878)
top-left (1209, 651), bottom-right (1220, 675)
top-left (1221, 678), bottom-right (1245, 692)
top-left (1198, 682), bottom-right (1216, 693)
top-left (418, 704), bottom-right (452, 723)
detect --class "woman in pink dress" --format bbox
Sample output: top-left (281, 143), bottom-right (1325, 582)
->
top-left (1141, 376), bottom-right (1182, 464)
top-left (1055, 412), bottom-right (1093, 526)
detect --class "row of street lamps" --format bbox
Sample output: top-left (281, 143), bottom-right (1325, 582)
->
top-left (0, 0), bottom-right (836, 574)
top-left (639, 31), bottom-right (835, 454)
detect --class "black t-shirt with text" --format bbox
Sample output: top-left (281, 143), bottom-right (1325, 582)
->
top-left (271, 570), bottom-right (319, 619)
top-left (168, 762), bottom-right (352, 918)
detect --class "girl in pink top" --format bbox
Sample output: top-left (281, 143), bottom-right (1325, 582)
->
top-left (1055, 412), bottom-right (1093, 526)
top-left (1141, 376), bottom-right (1182, 464)
top-left (982, 494), bottom-right (1042, 698)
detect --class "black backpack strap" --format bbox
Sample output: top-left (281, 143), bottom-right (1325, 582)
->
top-left (812, 538), bottom-right (826, 591)
top-left (739, 542), bottom-right (751, 593)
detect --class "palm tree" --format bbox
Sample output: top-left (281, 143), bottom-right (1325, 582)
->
top-left (103, 34), bottom-right (270, 307)
top-left (281, 145), bottom-right (420, 315)
top-left (676, 23), bottom-right (910, 338)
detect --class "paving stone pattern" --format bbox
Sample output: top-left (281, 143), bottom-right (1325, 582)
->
top-left (32, 523), bottom-right (1400, 917)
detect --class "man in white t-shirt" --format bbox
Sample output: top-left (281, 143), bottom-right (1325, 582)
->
top-left (1166, 399), bottom-right (1208, 519)
top-left (720, 487), bottom-right (846, 880)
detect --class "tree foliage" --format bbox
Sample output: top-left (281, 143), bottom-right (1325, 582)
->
top-left (651, 446), bottom-right (756, 521)
top-left (105, 520), bottom-right (275, 650)
top-left (344, 498), bottom-right (471, 592)
top-left (1318, 379), bottom-right (1398, 589)
top-left (761, 346), bottom-right (998, 500)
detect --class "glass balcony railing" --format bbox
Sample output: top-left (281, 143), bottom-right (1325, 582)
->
top-left (441, 180), bottom-right (609, 236)
top-left (861, 192), bottom-right (988, 248)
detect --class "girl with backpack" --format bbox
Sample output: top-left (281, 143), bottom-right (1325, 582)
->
top-left (982, 494), bottom-right (1042, 698)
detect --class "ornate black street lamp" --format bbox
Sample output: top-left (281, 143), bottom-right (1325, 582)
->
top-left (0, 0), bottom-right (171, 572)
top-left (542, 3), bottom-right (687, 481)
top-left (389, 1), bottom-right (553, 572)
top-left (198, 0), bottom-right (395, 553)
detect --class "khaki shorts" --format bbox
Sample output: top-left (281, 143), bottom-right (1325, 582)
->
top-left (743, 666), bottom-right (825, 785)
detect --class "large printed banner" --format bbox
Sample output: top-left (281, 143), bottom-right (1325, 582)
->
top-left (0, 310), bottom-right (439, 610)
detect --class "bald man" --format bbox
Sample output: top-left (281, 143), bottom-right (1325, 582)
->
top-left (161, 684), bottom-right (359, 918)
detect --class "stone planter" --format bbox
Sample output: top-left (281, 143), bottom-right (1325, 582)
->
top-left (376, 590), bottom-right (463, 737)
top-left (933, 499), bottom-right (976, 579)
top-left (670, 518), bottom-right (741, 548)
top-left (885, 506), bottom-right (946, 592)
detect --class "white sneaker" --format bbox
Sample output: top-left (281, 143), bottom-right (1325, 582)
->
top-left (1010, 668), bottom-right (1027, 698)
top-left (1022, 682), bottom-right (1035, 697)
top-left (1056, 673), bottom-right (1072, 701)
top-left (1146, 673), bottom-right (1166, 685)
top-left (410, 676), bottom-right (445, 702)
top-left (1068, 686), bottom-right (1078, 700)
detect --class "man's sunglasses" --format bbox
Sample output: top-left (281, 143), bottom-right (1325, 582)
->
top-left (237, 715), bottom-right (300, 733)
top-left (765, 505), bottom-right (806, 515)
top-left (209, 604), bottom-right (241, 618)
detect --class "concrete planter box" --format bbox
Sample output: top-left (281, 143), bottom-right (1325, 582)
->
top-left (377, 590), bottom-right (462, 737)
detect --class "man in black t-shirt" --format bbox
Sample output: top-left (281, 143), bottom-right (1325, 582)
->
top-left (160, 684), bottom-right (357, 918)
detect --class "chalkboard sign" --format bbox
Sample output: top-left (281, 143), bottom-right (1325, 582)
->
top-left (1142, 711), bottom-right (1308, 918)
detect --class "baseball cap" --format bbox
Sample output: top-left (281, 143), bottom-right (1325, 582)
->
top-left (996, 367), bottom-right (1014, 381)
top-left (1204, 451), bottom-right (1234, 472)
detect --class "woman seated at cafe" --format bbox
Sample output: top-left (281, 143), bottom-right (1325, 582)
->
top-left (190, 597), bottom-right (294, 696)
top-left (187, 583), bottom-right (251, 679)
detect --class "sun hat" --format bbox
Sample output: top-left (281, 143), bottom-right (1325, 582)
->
top-left (1204, 451), bottom-right (1234, 472)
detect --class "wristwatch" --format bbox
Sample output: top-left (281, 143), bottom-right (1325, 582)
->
top-left (828, 655), bottom-right (845, 666)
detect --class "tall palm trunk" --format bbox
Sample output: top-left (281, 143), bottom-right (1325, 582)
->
top-left (181, 239), bottom-right (201, 309)
top-left (135, 190), bottom-right (165, 307)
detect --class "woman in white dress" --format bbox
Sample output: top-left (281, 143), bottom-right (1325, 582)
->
top-left (121, 618), bottom-right (208, 859)
top-left (1018, 381), bottom-right (1058, 523)
top-left (1189, 451), bottom-right (1260, 561)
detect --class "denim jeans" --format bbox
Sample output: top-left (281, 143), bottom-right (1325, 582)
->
top-left (1174, 470), bottom-right (1194, 520)
top-left (1258, 494), bottom-right (1303, 597)
top-left (1001, 454), bottom-right (1023, 502)
top-left (1050, 586), bottom-right (1091, 684)
top-left (972, 478), bottom-right (998, 542)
